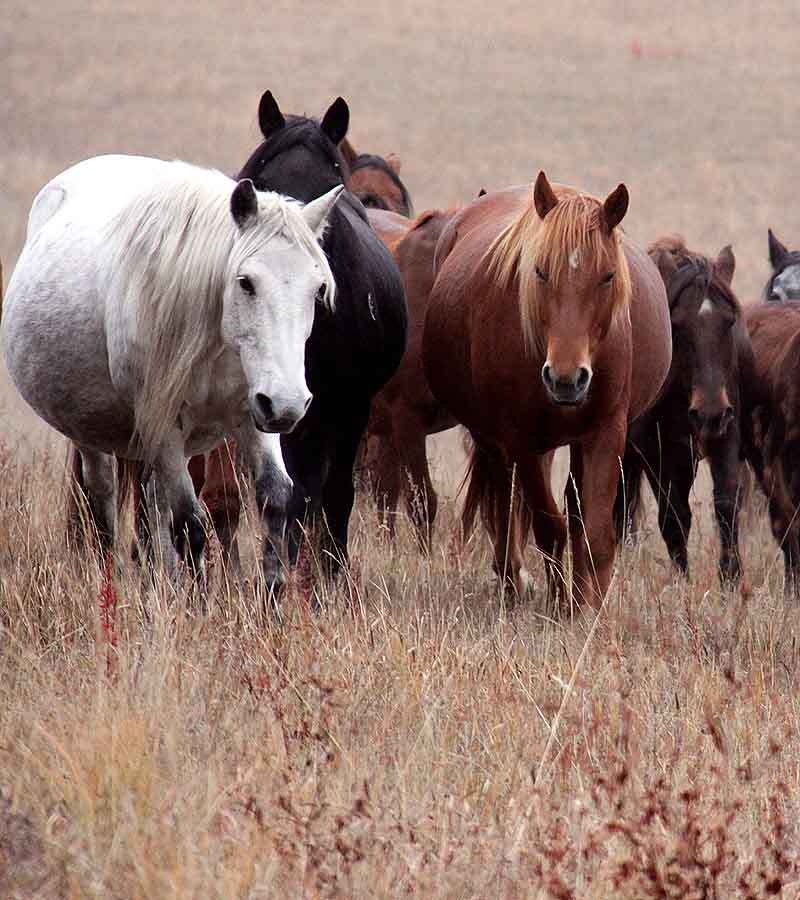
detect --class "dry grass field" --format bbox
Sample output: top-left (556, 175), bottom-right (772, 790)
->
top-left (3, 1), bottom-right (800, 897)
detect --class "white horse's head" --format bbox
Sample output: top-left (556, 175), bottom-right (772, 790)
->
top-left (225, 179), bottom-right (341, 433)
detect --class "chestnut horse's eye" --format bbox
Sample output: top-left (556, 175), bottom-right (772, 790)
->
top-left (237, 275), bottom-right (256, 296)
top-left (535, 266), bottom-right (549, 283)
top-left (600, 272), bottom-right (615, 286)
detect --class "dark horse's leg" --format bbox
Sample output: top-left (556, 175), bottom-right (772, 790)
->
top-left (707, 434), bottom-right (743, 587)
top-left (643, 443), bottom-right (697, 577)
top-left (613, 437), bottom-right (650, 546)
top-left (199, 442), bottom-right (242, 567)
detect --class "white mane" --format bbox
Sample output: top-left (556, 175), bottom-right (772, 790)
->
top-left (105, 160), bottom-right (335, 457)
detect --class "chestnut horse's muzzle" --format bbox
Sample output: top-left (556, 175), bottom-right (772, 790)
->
top-left (541, 364), bottom-right (592, 406)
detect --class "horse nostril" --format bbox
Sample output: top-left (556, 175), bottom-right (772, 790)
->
top-left (254, 393), bottom-right (274, 422)
top-left (303, 394), bottom-right (313, 415)
top-left (575, 366), bottom-right (591, 393)
top-left (688, 408), bottom-right (702, 428)
top-left (541, 364), bottom-right (554, 389)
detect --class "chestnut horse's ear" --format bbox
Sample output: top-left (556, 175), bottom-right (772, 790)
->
top-left (768, 228), bottom-right (789, 270)
top-left (386, 153), bottom-right (402, 175)
top-left (715, 244), bottom-right (735, 286)
top-left (649, 246), bottom-right (679, 289)
top-left (321, 97), bottom-right (349, 145)
top-left (258, 90), bottom-right (285, 138)
top-left (533, 171), bottom-right (558, 220)
top-left (602, 184), bottom-right (629, 231)
top-left (338, 137), bottom-right (358, 166)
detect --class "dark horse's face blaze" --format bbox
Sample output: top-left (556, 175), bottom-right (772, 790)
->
top-left (652, 239), bottom-right (740, 451)
top-left (766, 229), bottom-right (800, 302)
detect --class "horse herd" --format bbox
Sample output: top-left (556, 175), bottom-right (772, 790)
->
top-left (3, 90), bottom-right (800, 611)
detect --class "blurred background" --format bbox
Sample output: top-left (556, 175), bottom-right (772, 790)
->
top-left (3, 0), bottom-right (798, 477)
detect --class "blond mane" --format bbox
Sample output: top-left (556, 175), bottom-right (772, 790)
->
top-left (106, 160), bottom-right (334, 458)
top-left (485, 185), bottom-right (632, 353)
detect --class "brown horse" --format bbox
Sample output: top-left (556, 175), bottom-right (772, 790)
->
top-left (423, 173), bottom-right (671, 607)
top-left (339, 138), bottom-right (413, 216)
top-left (744, 301), bottom-right (800, 592)
top-left (364, 207), bottom-right (458, 546)
top-left (613, 235), bottom-right (754, 586)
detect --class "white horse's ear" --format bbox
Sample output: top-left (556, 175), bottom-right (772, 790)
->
top-left (231, 179), bottom-right (258, 230)
top-left (303, 185), bottom-right (344, 237)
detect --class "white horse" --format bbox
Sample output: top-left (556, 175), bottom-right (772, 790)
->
top-left (2, 154), bottom-right (342, 587)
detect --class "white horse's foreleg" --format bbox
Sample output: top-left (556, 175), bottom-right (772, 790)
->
top-left (74, 446), bottom-right (117, 554)
top-left (235, 422), bottom-right (293, 596)
top-left (144, 433), bottom-right (208, 589)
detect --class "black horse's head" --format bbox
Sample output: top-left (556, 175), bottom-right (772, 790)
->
top-left (238, 91), bottom-right (352, 203)
top-left (765, 229), bottom-right (800, 302)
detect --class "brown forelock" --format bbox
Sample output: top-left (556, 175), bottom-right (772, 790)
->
top-left (666, 254), bottom-right (741, 320)
top-left (485, 185), bottom-right (632, 353)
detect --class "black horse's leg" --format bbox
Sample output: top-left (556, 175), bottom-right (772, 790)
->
top-left (613, 439), bottom-right (650, 545)
top-left (318, 399), bottom-right (372, 579)
top-left (708, 434), bottom-right (743, 587)
top-left (281, 417), bottom-right (329, 568)
top-left (644, 447), bottom-right (697, 577)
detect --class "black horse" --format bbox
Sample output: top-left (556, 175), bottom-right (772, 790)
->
top-left (765, 229), bottom-right (800, 302)
top-left (237, 92), bottom-right (407, 581)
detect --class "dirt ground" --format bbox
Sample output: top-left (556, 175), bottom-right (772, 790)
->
top-left (2, 0), bottom-right (799, 470)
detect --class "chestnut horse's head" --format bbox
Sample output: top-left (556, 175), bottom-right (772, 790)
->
top-left (650, 236), bottom-right (740, 450)
top-left (487, 172), bottom-right (631, 406)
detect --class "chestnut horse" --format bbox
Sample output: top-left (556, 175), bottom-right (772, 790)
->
top-left (744, 301), bottom-right (800, 592)
top-left (614, 236), bottom-right (755, 586)
top-left (339, 138), bottom-right (413, 216)
top-left (424, 173), bottom-right (671, 607)
top-left (364, 207), bottom-right (458, 546)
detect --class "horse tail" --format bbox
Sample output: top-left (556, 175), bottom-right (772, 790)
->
top-left (460, 434), bottom-right (498, 542)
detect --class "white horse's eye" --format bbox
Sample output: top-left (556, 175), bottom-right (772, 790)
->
top-left (237, 275), bottom-right (255, 296)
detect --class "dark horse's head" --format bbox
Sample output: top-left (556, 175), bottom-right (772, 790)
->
top-left (650, 236), bottom-right (740, 450)
top-left (339, 138), bottom-right (414, 217)
top-left (238, 91), bottom-right (352, 204)
top-left (765, 229), bottom-right (800, 302)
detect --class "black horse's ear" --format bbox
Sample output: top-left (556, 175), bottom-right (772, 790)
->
top-left (602, 183), bottom-right (629, 231)
top-left (715, 244), bottom-right (735, 286)
top-left (231, 178), bottom-right (258, 229)
top-left (478, 188), bottom-right (487, 198)
top-left (258, 90), bottom-right (285, 139)
top-left (768, 228), bottom-right (789, 270)
top-left (321, 97), bottom-right (349, 145)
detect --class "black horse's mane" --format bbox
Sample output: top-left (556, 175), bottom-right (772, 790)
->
top-left (669, 256), bottom-right (740, 318)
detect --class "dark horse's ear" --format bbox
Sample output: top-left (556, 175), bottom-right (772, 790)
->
top-left (533, 171), bottom-right (558, 220)
top-left (231, 178), bottom-right (258, 229)
top-left (386, 153), bottom-right (402, 175)
top-left (321, 97), bottom-right (349, 145)
top-left (715, 244), bottom-right (735, 286)
top-left (602, 184), bottom-right (629, 231)
top-left (768, 228), bottom-right (789, 270)
top-left (478, 188), bottom-right (487, 198)
top-left (258, 90), bottom-right (286, 139)
top-left (650, 246), bottom-right (679, 289)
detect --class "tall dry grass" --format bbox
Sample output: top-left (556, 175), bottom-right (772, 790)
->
top-left (1, 442), bottom-right (799, 898)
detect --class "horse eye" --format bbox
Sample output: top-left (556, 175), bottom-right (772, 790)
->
top-left (237, 275), bottom-right (255, 296)
top-left (535, 266), bottom-right (548, 283)
top-left (601, 272), bottom-right (615, 285)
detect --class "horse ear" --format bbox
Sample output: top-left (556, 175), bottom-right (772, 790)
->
top-left (303, 184), bottom-right (345, 237)
top-left (339, 137), bottom-right (358, 166)
top-left (478, 188), bottom-right (487, 198)
top-left (533, 171), bottom-right (558, 220)
top-left (602, 184), bottom-right (629, 231)
top-left (258, 90), bottom-right (285, 139)
top-left (231, 179), bottom-right (258, 230)
top-left (715, 244), bottom-right (735, 286)
top-left (321, 97), bottom-right (349, 145)
top-left (650, 246), bottom-right (679, 288)
top-left (768, 228), bottom-right (789, 270)
top-left (386, 153), bottom-right (402, 175)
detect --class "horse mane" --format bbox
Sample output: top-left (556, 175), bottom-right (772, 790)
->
top-left (485, 186), bottom-right (632, 354)
top-left (649, 234), bottom-right (740, 317)
top-left (106, 159), bottom-right (334, 458)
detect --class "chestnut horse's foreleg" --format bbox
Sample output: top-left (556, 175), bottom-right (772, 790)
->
top-left (567, 423), bottom-right (626, 608)
top-left (518, 451), bottom-right (566, 608)
top-left (708, 435), bottom-right (743, 587)
top-left (199, 441), bottom-right (242, 567)
top-left (366, 432), bottom-right (402, 537)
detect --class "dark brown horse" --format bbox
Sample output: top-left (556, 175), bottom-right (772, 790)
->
top-left (339, 138), bottom-right (413, 216)
top-left (744, 301), bottom-right (800, 592)
top-left (424, 173), bottom-right (671, 607)
top-left (364, 208), bottom-right (458, 546)
top-left (613, 235), bottom-right (754, 586)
